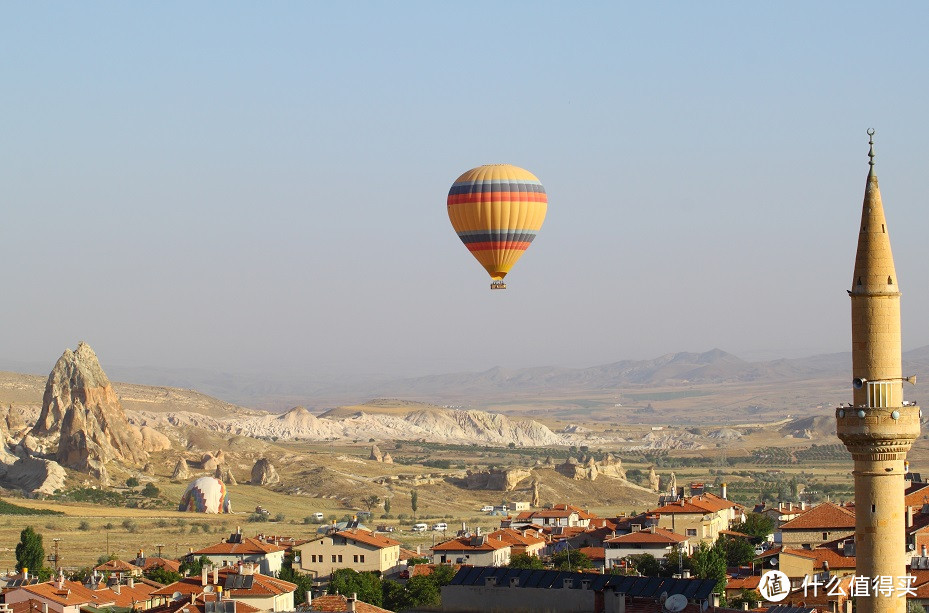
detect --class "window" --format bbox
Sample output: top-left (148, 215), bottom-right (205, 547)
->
top-left (353, 555), bottom-right (359, 563)
top-left (686, 529), bottom-right (697, 537)
top-left (823, 532), bottom-right (828, 540)
top-left (360, 555), bottom-right (365, 563)
top-left (868, 381), bottom-right (892, 408)
top-left (331, 555), bottom-right (337, 563)
top-left (338, 555), bottom-right (343, 563)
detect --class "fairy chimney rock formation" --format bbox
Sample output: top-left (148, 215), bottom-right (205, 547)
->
top-left (215, 465), bottom-right (237, 486)
top-left (172, 458), bottom-right (191, 480)
top-left (251, 458), bottom-right (280, 485)
top-left (648, 466), bottom-right (660, 492)
top-left (370, 445), bottom-right (384, 462)
top-left (33, 342), bottom-right (148, 481)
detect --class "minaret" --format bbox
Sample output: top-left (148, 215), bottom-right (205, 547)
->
top-left (837, 130), bottom-right (920, 613)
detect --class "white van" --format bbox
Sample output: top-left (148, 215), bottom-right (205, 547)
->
top-left (412, 523), bottom-right (428, 532)
top-left (433, 522), bottom-right (448, 532)
top-left (313, 512), bottom-right (325, 521)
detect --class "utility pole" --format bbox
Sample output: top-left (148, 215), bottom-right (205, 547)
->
top-left (47, 538), bottom-right (62, 570)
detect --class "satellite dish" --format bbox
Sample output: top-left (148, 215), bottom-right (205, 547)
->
top-left (666, 594), bottom-right (688, 613)
top-left (909, 544), bottom-right (916, 551)
top-left (853, 378), bottom-right (866, 389)
top-left (172, 592), bottom-right (184, 601)
top-left (204, 586), bottom-right (215, 594)
top-left (770, 558), bottom-right (779, 567)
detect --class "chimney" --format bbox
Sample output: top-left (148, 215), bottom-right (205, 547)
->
top-left (710, 593), bottom-right (720, 609)
top-left (42, 605), bottom-right (48, 613)
top-left (742, 603), bottom-right (749, 611)
top-left (191, 593), bottom-right (196, 605)
top-left (114, 584), bottom-right (121, 595)
top-left (682, 570), bottom-right (691, 579)
top-left (306, 590), bottom-right (312, 605)
top-left (908, 506), bottom-right (915, 528)
top-left (348, 593), bottom-right (357, 613)
top-left (128, 578), bottom-right (134, 589)
top-left (922, 545), bottom-right (927, 557)
top-left (202, 567), bottom-right (208, 586)
top-left (650, 525), bottom-right (656, 534)
top-left (237, 526), bottom-right (241, 535)
top-left (477, 527), bottom-right (481, 537)
top-left (213, 566), bottom-right (219, 584)
top-left (721, 483), bottom-right (728, 499)
top-left (800, 501), bottom-right (807, 510)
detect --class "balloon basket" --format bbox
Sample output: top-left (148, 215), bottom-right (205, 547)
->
top-left (490, 281), bottom-right (507, 290)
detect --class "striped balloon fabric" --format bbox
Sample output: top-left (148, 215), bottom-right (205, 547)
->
top-left (447, 164), bottom-right (547, 286)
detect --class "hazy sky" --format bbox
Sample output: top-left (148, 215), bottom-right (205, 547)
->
top-left (3, 2), bottom-right (929, 379)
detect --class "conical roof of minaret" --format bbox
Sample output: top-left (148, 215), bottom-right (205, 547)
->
top-left (851, 130), bottom-right (899, 296)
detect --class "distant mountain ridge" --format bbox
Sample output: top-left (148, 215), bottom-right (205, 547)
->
top-left (4, 346), bottom-right (929, 412)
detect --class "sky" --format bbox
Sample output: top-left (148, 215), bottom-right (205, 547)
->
top-left (2, 2), bottom-right (929, 381)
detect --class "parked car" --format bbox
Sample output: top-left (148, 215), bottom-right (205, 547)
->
top-left (480, 505), bottom-right (494, 512)
top-left (412, 523), bottom-right (428, 532)
top-left (433, 522), bottom-right (448, 532)
top-left (376, 525), bottom-right (395, 533)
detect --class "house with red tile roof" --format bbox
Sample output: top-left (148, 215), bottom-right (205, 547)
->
top-left (508, 504), bottom-right (597, 529)
top-left (5, 575), bottom-right (160, 613)
top-left (134, 556), bottom-right (182, 575)
top-left (146, 593), bottom-right (260, 613)
top-left (777, 503), bottom-right (855, 549)
top-left (191, 533), bottom-right (286, 575)
top-left (297, 528), bottom-right (402, 581)
top-left (306, 593), bottom-right (393, 613)
top-left (487, 529), bottom-right (545, 557)
top-left (151, 564), bottom-right (296, 612)
top-left (432, 534), bottom-right (511, 567)
top-left (646, 499), bottom-right (729, 544)
top-left (93, 559), bottom-right (142, 579)
top-left (604, 527), bottom-right (690, 569)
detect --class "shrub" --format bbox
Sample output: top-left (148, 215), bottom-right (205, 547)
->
top-left (126, 477), bottom-right (140, 488)
top-left (78, 521), bottom-right (91, 531)
top-left (142, 483), bottom-right (160, 497)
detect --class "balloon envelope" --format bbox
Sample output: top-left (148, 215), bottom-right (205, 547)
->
top-left (178, 476), bottom-right (231, 513)
top-left (447, 164), bottom-right (547, 281)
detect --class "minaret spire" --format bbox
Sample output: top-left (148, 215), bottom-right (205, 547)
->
top-left (837, 130), bottom-right (920, 613)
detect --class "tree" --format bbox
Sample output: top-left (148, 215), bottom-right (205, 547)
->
top-left (733, 513), bottom-right (775, 542)
top-left (662, 546), bottom-right (692, 577)
top-left (552, 549), bottom-right (592, 571)
top-left (15, 527), bottom-right (45, 573)
top-left (627, 553), bottom-right (660, 577)
top-left (383, 497), bottom-right (391, 514)
top-left (362, 495), bottom-right (381, 514)
top-left (729, 589), bottom-right (761, 610)
top-left (147, 567), bottom-right (182, 585)
top-left (719, 536), bottom-right (755, 567)
top-left (508, 553), bottom-right (545, 570)
top-left (691, 542), bottom-right (727, 599)
top-left (179, 555), bottom-right (211, 577)
top-left (382, 580), bottom-right (414, 612)
top-left (329, 569), bottom-right (383, 606)
top-left (410, 489), bottom-right (418, 514)
top-left (405, 575), bottom-right (440, 607)
top-left (126, 477), bottom-right (140, 487)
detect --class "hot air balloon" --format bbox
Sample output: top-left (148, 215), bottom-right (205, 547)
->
top-left (447, 164), bottom-right (547, 289)
top-left (178, 477), bottom-right (231, 513)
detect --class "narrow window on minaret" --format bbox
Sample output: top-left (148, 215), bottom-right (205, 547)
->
top-left (882, 224), bottom-right (885, 233)
top-left (888, 276), bottom-right (893, 285)
top-left (872, 504), bottom-right (876, 513)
